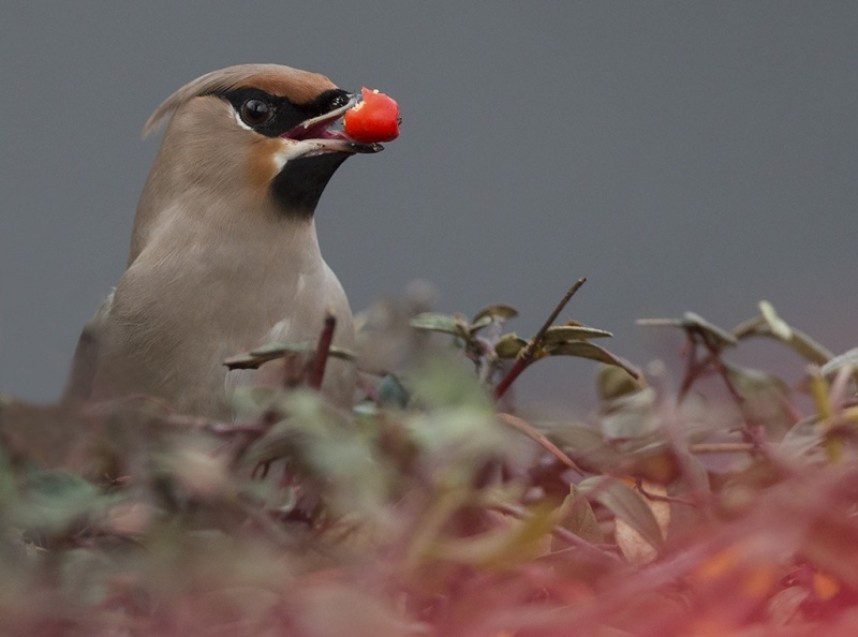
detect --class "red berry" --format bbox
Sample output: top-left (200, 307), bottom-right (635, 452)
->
top-left (343, 88), bottom-right (400, 143)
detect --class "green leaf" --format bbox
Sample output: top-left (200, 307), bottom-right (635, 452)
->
top-left (758, 300), bottom-right (793, 341)
top-left (637, 312), bottom-right (737, 348)
top-left (223, 342), bottom-right (355, 370)
top-left (577, 476), bottom-right (664, 550)
top-left (436, 502), bottom-right (558, 570)
top-left (468, 314), bottom-right (494, 333)
top-left (556, 485), bottom-right (604, 545)
top-left (623, 440), bottom-right (682, 485)
top-left (226, 341), bottom-right (311, 370)
top-left (614, 481), bottom-right (670, 564)
top-left (725, 364), bottom-right (795, 439)
top-left (543, 325), bottom-right (613, 345)
top-left (494, 333), bottom-right (527, 359)
top-left (599, 388), bottom-right (660, 440)
top-left (732, 314), bottom-right (833, 364)
top-left (548, 341), bottom-right (640, 379)
top-left (410, 312), bottom-right (470, 337)
top-left (551, 424), bottom-right (622, 474)
top-left (472, 304), bottom-right (519, 324)
top-left (681, 312), bottom-right (738, 347)
top-left (410, 358), bottom-right (494, 412)
top-left (223, 352), bottom-right (271, 370)
top-left (783, 328), bottom-right (835, 365)
top-left (597, 365), bottom-right (645, 401)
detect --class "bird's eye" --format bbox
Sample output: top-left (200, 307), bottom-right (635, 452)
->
top-left (239, 98), bottom-right (273, 127)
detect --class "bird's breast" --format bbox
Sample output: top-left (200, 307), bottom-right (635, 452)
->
top-left (93, 219), bottom-right (353, 417)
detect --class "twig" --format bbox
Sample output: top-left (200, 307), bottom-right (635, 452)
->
top-left (700, 337), bottom-right (744, 405)
top-left (677, 332), bottom-right (743, 405)
top-left (309, 313), bottom-right (337, 390)
top-left (677, 337), bottom-right (701, 401)
top-left (497, 412), bottom-right (584, 474)
top-left (494, 278), bottom-right (587, 400)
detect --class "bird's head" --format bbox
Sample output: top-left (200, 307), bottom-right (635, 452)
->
top-left (137, 64), bottom-right (385, 231)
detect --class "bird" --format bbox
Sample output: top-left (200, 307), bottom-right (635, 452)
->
top-left (61, 64), bottom-right (390, 419)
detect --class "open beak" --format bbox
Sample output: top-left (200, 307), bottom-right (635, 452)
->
top-left (282, 94), bottom-right (383, 155)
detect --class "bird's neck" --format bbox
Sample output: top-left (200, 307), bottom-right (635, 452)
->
top-left (128, 186), bottom-right (326, 271)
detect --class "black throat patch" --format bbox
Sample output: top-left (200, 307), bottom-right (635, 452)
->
top-left (270, 153), bottom-right (350, 218)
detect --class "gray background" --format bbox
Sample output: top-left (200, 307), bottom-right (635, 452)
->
top-left (2, 2), bottom-right (856, 411)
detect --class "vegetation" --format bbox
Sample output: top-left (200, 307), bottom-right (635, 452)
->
top-left (1, 284), bottom-right (858, 636)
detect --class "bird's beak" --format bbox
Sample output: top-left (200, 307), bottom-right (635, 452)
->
top-left (282, 93), bottom-right (383, 155)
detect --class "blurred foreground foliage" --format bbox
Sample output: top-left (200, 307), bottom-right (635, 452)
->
top-left (2, 293), bottom-right (858, 636)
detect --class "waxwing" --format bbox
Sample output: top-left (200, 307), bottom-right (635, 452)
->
top-left (62, 64), bottom-right (389, 419)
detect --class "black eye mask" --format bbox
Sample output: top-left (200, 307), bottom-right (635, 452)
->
top-left (212, 87), bottom-right (351, 137)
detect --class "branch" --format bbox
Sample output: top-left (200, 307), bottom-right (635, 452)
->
top-left (494, 278), bottom-right (587, 400)
top-left (308, 313), bottom-right (337, 390)
top-left (497, 412), bottom-right (584, 474)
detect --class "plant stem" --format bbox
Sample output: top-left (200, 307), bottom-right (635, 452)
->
top-left (497, 412), bottom-right (584, 473)
top-left (309, 313), bottom-right (336, 390)
top-left (494, 278), bottom-right (587, 400)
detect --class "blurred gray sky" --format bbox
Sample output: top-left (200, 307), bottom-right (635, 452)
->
top-left (2, 2), bottom-right (856, 410)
